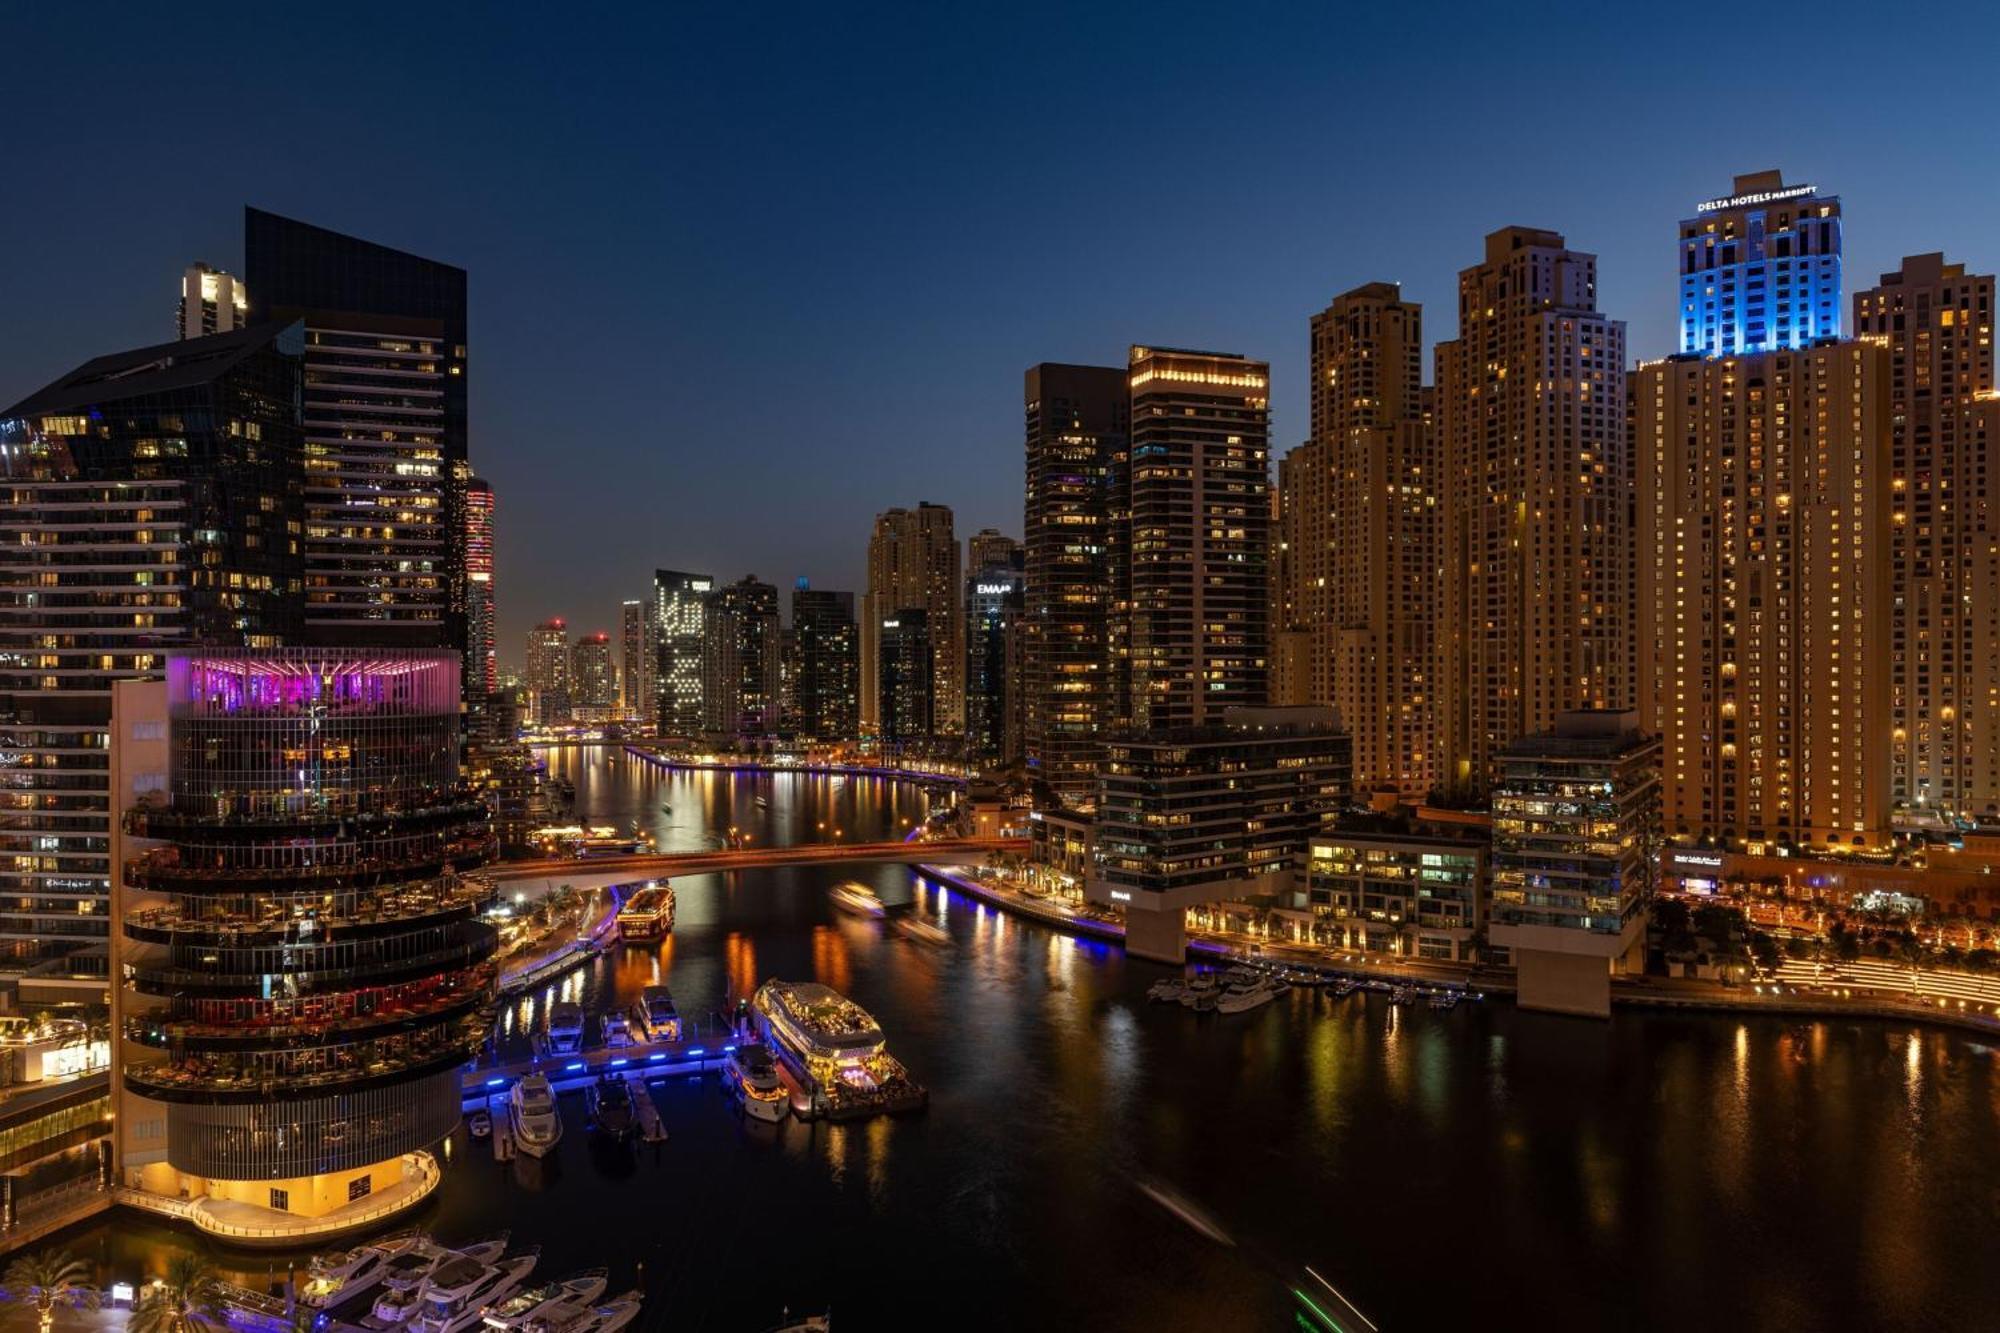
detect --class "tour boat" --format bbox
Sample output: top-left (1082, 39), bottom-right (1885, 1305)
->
top-left (632, 985), bottom-right (681, 1043)
top-left (613, 883), bottom-right (675, 942)
top-left (586, 1071), bottom-right (636, 1139)
top-left (752, 978), bottom-right (926, 1116)
top-left (367, 1237), bottom-right (509, 1327)
top-left (545, 1003), bottom-right (586, 1056)
top-left (893, 914), bottom-right (949, 946)
top-left (828, 882), bottom-right (884, 919)
top-left (522, 1291), bottom-right (644, 1333)
top-left (480, 1271), bottom-right (609, 1333)
top-left (509, 1073), bottom-right (563, 1158)
top-left (301, 1231), bottom-right (421, 1307)
top-left (408, 1250), bottom-right (539, 1333)
top-left (724, 1041), bottom-right (788, 1123)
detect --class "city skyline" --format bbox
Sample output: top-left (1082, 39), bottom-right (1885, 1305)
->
top-left (6, 5), bottom-right (1996, 657)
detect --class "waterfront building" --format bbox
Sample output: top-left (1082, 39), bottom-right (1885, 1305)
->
top-left (619, 598), bottom-right (654, 723)
top-left (525, 618), bottom-right (570, 727)
top-left (570, 631), bottom-right (616, 722)
top-left (877, 609), bottom-right (935, 748)
top-left (1852, 255), bottom-right (2000, 820)
top-left (110, 649), bottom-right (496, 1237)
top-left (1088, 706), bottom-right (1350, 962)
top-left (965, 553), bottom-right (1024, 768)
top-left (245, 207), bottom-right (468, 659)
top-left (653, 569), bottom-right (714, 739)
top-left (465, 477), bottom-right (497, 700)
top-left (1126, 345), bottom-right (1272, 732)
top-left (465, 740), bottom-right (549, 855)
top-left (1679, 171), bottom-right (1841, 358)
top-left (1022, 362), bottom-right (1128, 805)
top-left (861, 503), bottom-right (960, 737)
top-left (176, 262), bottom-right (247, 340)
top-left (0, 323), bottom-right (305, 978)
top-left (1302, 809), bottom-right (1488, 961)
top-left (1634, 341), bottom-right (1892, 848)
top-left (1275, 282), bottom-right (1439, 798)
top-left (701, 576), bottom-right (782, 742)
top-left (1437, 227), bottom-right (1630, 792)
top-left (792, 581), bottom-right (858, 741)
top-left (1488, 709), bottom-right (1659, 1017)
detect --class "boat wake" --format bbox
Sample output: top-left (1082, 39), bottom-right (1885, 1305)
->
top-left (1134, 1177), bottom-right (1235, 1247)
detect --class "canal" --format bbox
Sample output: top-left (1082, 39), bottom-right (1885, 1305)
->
top-left (63, 747), bottom-right (2000, 1331)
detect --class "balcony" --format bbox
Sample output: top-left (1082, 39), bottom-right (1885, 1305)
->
top-left (123, 835), bottom-right (497, 894)
top-left (123, 924), bottom-right (497, 999)
top-left (119, 1036), bottom-right (479, 1104)
top-left (121, 876), bottom-right (496, 944)
top-left (125, 972), bottom-right (492, 1050)
top-left (123, 790), bottom-right (487, 840)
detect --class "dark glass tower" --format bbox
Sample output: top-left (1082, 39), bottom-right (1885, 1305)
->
top-left (792, 581), bottom-right (858, 741)
top-left (244, 207), bottom-right (469, 664)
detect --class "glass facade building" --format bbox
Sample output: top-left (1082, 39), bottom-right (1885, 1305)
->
top-left (791, 582), bottom-right (857, 741)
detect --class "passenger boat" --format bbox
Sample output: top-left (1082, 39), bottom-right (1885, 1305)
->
top-left (521, 1290), bottom-right (643, 1333)
top-left (545, 1003), bottom-right (586, 1056)
top-left (586, 1072), bottom-right (636, 1139)
top-left (300, 1230), bottom-right (420, 1307)
top-left (366, 1237), bottom-right (509, 1328)
top-left (632, 986), bottom-right (681, 1043)
top-left (408, 1249), bottom-right (539, 1333)
top-left (614, 883), bottom-right (675, 942)
top-left (752, 979), bottom-right (926, 1118)
top-left (509, 1074), bottom-right (563, 1158)
top-left (828, 882), bottom-right (884, 918)
top-left (480, 1271), bottom-right (609, 1333)
top-left (724, 1042), bottom-right (788, 1123)
top-left (576, 827), bottom-right (650, 858)
top-left (892, 914), bottom-right (949, 946)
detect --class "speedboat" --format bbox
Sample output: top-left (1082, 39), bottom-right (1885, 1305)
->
top-left (468, 1110), bottom-right (492, 1140)
top-left (587, 1072), bottom-right (636, 1139)
top-left (480, 1271), bottom-right (608, 1333)
top-left (367, 1237), bottom-right (509, 1327)
top-left (301, 1231), bottom-right (420, 1307)
top-left (510, 1074), bottom-right (562, 1158)
top-left (408, 1250), bottom-right (539, 1333)
top-left (754, 796), bottom-right (770, 809)
top-left (829, 882), bottom-right (884, 918)
top-left (724, 1042), bottom-right (787, 1123)
top-left (523, 1290), bottom-right (643, 1333)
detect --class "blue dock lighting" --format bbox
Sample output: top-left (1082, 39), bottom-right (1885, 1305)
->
top-left (722, 1044), bottom-right (737, 1052)
top-left (485, 1076), bottom-right (506, 1087)
top-left (563, 1061), bottom-right (584, 1072)
top-left (610, 1058), bottom-right (629, 1067)
top-left (688, 1047), bottom-right (705, 1056)
top-left (648, 1052), bottom-right (667, 1062)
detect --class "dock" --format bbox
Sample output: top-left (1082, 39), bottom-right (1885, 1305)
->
top-left (627, 1072), bottom-right (668, 1143)
top-left (464, 1034), bottom-right (733, 1108)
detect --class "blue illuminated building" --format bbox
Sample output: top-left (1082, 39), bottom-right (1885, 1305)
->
top-left (1678, 170), bottom-right (1841, 356)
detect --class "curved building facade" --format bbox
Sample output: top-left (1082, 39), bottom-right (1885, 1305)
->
top-left (118, 649), bottom-right (495, 1222)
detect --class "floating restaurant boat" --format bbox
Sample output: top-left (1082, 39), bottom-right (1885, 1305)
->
top-left (614, 882), bottom-right (676, 942)
top-left (751, 979), bottom-right (926, 1120)
top-left (723, 1041), bottom-right (788, 1123)
top-left (631, 986), bottom-right (682, 1043)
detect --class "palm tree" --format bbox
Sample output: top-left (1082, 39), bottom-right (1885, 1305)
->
top-left (2, 1247), bottom-right (99, 1333)
top-left (127, 1253), bottom-right (223, 1333)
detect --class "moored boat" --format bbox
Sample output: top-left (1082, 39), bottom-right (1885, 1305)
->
top-left (724, 1041), bottom-right (788, 1123)
top-left (632, 985), bottom-right (681, 1043)
top-left (301, 1230), bottom-right (420, 1308)
top-left (510, 1073), bottom-right (562, 1158)
top-left (480, 1271), bottom-right (609, 1333)
top-left (408, 1249), bottom-right (539, 1333)
top-left (586, 1071), bottom-right (636, 1139)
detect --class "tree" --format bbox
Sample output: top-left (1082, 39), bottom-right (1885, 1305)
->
top-left (3, 1248), bottom-right (100, 1333)
top-left (1750, 932), bottom-right (1781, 970)
top-left (127, 1254), bottom-right (223, 1333)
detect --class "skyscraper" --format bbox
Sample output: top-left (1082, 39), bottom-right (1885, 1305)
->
top-left (967, 528), bottom-right (1020, 573)
top-left (1852, 254), bottom-right (2000, 819)
top-left (570, 631), bottom-right (616, 720)
top-left (1276, 282), bottom-right (1439, 798)
top-left (1022, 363), bottom-right (1128, 803)
top-left (1635, 342), bottom-right (1893, 848)
top-left (177, 262), bottom-right (247, 340)
top-left (525, 618), bottom-right (571, 726)
top-left (653, 569), bottom-right (713, 738)
top-left (792, 581), bottom-right (858, 741)
top-left (1437, 227), bottom-right (1630, 792)
top-left (701, 576), bottom-right (782, 741)
top-left (1126, 345), bottom-right (1271, 731)
top-left (877, 609), bottom-right (935, 746)
top-left (464, 477), bottom-right (497, 698)
top-left (1679, 171), bottom-right (1841, 357)
top-left (861, 503), bottom-right (960, 736)
top-left (965, 551), bottom-right (1023, 766)
top-left (0, 322), bottom-right (305, 968)
top-left (620, 598), bottom-right (654, 722)
top-left (244, 207), bottom-right (468, 658)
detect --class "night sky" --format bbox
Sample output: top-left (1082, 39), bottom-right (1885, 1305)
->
top-left (5, 3), bottom-right (1994, 666)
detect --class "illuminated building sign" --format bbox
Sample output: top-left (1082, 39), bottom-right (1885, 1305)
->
top-left (1667, 850), bottom-right (1725, 872)
top-left (974, 583), bottom-right (1016, 596)
top-left (1695, 183), bottom-right (1816, 213)
top-left (1109, 890), bottom-right (1132, 902)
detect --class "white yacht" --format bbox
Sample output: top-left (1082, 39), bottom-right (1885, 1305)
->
top-left (367, 1237), bottom-right (509, 1328)
top-left (632, 986), bottom-right (681, 1043)
top-left (1178, 973), bottom-right (1220, 1011)
top-left (724, 1042), bottom-right (788, 1123)
top-left (480, 1271), bottom-right (609, 1333)
top-left (601, 1008), bottom-right (634, 1048)
top-left (545, 1003), bottom-right (586, 1056)
top-left (509, 1073), bottom-right (563, 1158)
top-left (301, 1231), bottom-right (420, 1307)
top-left (523, 1291), bottom-right (643, 1333)
top-left (1215, 975), bottom-right (1277, 1014)
top-left (408, 1250), bottom-right (539, 1333)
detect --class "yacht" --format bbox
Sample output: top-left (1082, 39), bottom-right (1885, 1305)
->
top-left (586, 1072), bottom-right (636, 1139)
top-left (828, 882), bottom-right (884, 919)
top-left (545, 1003), bottom-right (586, 1056)
top-left (509, 1074), bottom-right (563, 1158)
top-left (479, 1272), bottom-right (609, 1333)
top-left (724, 1042), bottom-right (787, 1123)
top-left (632, 986), bottom-right (681, 1043)
top-left (600, 1009), bottom-right (634, 1048)
top-left (522, 1291), bottom-right (643, 1333)
top-left (1147, 978), bottom-right (1187, 1004)
top-left (1216, 975), bottom-right (1277, 1014)
top-left (367, 1237), bottom-right (509, 1327)
top-left (300, 1231), bottom-right (421, 1307)
top-left (408, 1250), bottom-right (539, 1333)
top-left (892, 914), bottom-right (949, 946)
top-left (1178, 973), bottom-right (1220, 1011)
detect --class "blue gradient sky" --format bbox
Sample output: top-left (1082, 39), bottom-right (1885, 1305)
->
top-left (4, 2), bottom-right (1994, 663)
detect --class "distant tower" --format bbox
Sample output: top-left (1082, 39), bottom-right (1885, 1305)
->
top-left (571, 632), bottom-right (616, 721)
top-left (620, 599), bottom-right (655, 721)
top-left (525, 618), bottom-right (571, 726)
top-left (792, 579), bottom-right (859, 741)
top-left (465, 478), bottom-right (497, 698)
top-left (862, 503), bottom-right (960, 737)
top-left (177, 262), bottom-right (247, 340)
